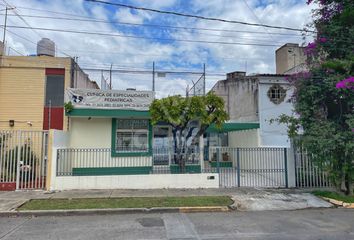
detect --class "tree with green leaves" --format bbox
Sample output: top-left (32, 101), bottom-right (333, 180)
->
top-left (280, 0), bottom-right (354, 195)
top-left (149, 92), bottom-right (228, 171)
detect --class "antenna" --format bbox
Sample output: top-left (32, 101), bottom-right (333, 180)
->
top-left (152, 61), bottom-right (155, 91)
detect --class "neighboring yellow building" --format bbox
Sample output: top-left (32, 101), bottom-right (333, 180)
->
top-left (0, 52), bottom-right (98, 131)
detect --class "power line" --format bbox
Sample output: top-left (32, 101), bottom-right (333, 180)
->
top-left (0, 63), bottom-right (225, 76)
top-left (0, 55), bottom-right (256, 73)
top-left (59, 50), bottom-right (270, 63)
top-left (1, 27), bottom-right (70, 57)
top-left (84, 0), bottom-right (316, 33)
top-left (242, 0), bottom-right (275, 42)
top-left (1, 25), bottom-right (282, 47)
top-left (0, 12), bottom-right (304, 37)
top-left (1, 0), bottom-right (72, 57)
top-left (2, 0), bottom-right (41, 38)
top-left (1, 14), bottom-right (301, 44)
top-left (7, 46), bottom-right (25, 55)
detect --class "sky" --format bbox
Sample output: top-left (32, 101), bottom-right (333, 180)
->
top-left (1, 0), bottom-right (316, 98)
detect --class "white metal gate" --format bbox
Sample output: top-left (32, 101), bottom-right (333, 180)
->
top-left (207, 147), bottom-right (288, 188)
top-left (0, 130), bottom-right (48, 190)
top-left (294, 147), bottom-right (332, 188)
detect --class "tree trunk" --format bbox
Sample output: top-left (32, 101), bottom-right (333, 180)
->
top-left (344, 172), bottom-right (353, 196)
top-left (172, 129), bottom-right (177, 164)
top-left (177, 129), bottom-right (186, 173)
top-left (343, 154), bottom-right (353, 196)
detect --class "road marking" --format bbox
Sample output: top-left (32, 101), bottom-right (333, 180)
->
top-left (163, 213), bottom-right (201, 240)
top-left (0, 217), bottom-right (31, 239)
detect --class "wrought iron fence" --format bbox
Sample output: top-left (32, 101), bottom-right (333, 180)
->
top-left (207, 147), bottom-right (288, 188)
top-left (152, 146), bottom-right (201, 174)
top-left (294, 147), bottom-right (332, 188)
top-left (57, 148), bottom-right (152, 176)
top-left (56, 146), bottom-right (202, 176)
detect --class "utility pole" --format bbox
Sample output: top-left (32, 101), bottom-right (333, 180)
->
top-left (109, 64), bottom-right (113, 90)
top-left (203, 63), bottom-right (206, 95)
top-left (152, 61), bottom-right (155, 91)
top-left (2, 6), bottom-right (15, 45)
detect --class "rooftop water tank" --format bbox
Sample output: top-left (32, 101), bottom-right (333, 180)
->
top-left (37, 38), bottom-right (55, 57)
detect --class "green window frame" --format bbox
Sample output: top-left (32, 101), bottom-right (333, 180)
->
top-left (111, 118), bottom-right (152, 157)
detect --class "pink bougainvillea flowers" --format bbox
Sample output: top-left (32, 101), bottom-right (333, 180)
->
top-left (336, 76), bottom-right (354, 89)
top-left (319, 37), bottom-right (327, 43)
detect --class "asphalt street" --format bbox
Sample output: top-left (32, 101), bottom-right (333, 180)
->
top-left (0, 209), bottom-right (353, 240)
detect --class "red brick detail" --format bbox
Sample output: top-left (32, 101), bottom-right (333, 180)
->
top-left (45, 68), bottom-right (65, 75)
top-left (0, 182), bottom-right (16, 191)
top-left (43, 107), bottom-right (64, 130)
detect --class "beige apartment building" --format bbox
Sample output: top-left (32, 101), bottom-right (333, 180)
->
top-left (276, 43), bottom-right (307, 74)
top-left (0, 39), bottom-right (98, 131)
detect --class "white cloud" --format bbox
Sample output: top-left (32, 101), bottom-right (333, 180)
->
top-left (131, 0), bottom-right (177, 9)
top-left (2, 0), bottom-right (315, 98)
top-left (114, 8), bottom-right (151, 24)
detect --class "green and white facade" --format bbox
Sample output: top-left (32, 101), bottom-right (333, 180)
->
top-left (46, 88), bottom-right (292, 190)
top-left (46, 88), bottom-right (219, 190)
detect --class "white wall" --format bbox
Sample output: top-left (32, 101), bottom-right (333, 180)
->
top-left (258, 78), bottom-right (295, 147)
top-left (69, 118), bottom-right (111, 148)
top-left (67, 117), bottom-right (152, 167)
top-left (50, 124), bottom-right (217, 190)
top-left (228, 129), bottom-right (260, 147)
top-left (53, 129), bottom-right (70, 148)
top-left (52, 173), bottom-right (219, 190)
top-left (49, 130), bottom-right (70, 191)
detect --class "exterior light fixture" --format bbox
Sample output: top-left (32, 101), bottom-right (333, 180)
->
top-left (9, 120), bottom-right (14, 127)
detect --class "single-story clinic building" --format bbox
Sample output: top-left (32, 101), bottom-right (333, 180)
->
top-left (47, 88), bottom-right (218, 190)
top-left (47, 88), bottom-right (262, 190)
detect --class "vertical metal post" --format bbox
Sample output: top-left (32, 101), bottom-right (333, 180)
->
top-left (152, 61), bottom-right (155, 91)
top-left (48, 100), bottom-right (51, 130)
top-left (203, 63), bottom-right (206, 95)
top-left (294, 144), bottom-right (298, 187)
top-left (284, 148), bottom-right (288, 188)
top-left (216, 148), bottom-right (220, 173)
top-left (2, 8), bottom-right (7, 44)
top-left (2, 7), bottom-right (9, 45)
top-left (15, 131), bottom-right (21, 190)
top-left (109, 63), bottom-right (113, 90)
top-left (74, 57), bottom-right (78, 88)
top-left (236, 148), bottom-right (240, 187)
top-left (101, 70), bottom-right (104, 89)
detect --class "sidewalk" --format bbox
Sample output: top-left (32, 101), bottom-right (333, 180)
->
top-left (0, 188), bottom-right (332, 213)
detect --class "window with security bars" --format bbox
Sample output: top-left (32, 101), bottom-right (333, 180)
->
top-left (267, 84), bottom-right (286, 104)
top-left (116, 119), bottom-right (149, 152)
top-left (45, 75), bottom-right (64, 106)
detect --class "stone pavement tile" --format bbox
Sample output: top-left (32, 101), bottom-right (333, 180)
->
top-left (110, 188), bottom-right (218, 198)
top-left (0, 191), bottom-right (51, 200)
top-left (50, 189), bottom-right (112, 199)
top-left (110, 188), bottom-right (261, 198)
top-left (0, 199), bottom-right (27, 211)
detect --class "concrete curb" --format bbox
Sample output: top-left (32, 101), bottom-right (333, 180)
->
top-left (0, 206), bottom-right (230, 217)
top-left (322, 197), bottom-right (354, 209)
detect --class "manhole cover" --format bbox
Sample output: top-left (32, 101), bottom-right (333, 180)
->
top-left (137, 217), bottom-right (164, 227)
